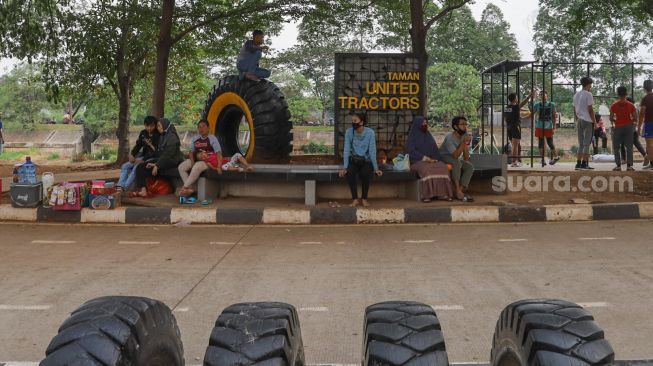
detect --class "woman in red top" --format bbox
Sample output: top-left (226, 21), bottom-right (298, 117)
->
top-left (609, 86), bottom-right (637, 171)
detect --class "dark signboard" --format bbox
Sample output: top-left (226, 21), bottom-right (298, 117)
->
top-left (334, 53), bottom-right (423, 158)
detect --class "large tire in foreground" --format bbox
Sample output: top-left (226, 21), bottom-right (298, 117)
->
top-left (204, 302), bottom-right (304, 366)
top-left (41, 296), bottom-right (184, 366)
top-left (490, 299), bottom-right (614, 366)
top-left (363, 301), bottom-right (449, 366)
top-left (202, 76), bottom-right (292, 163)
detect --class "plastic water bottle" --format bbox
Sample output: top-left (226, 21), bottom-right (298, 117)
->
top-left (20, 156), bottom-right (37, 184)
top-left (42, 172), bottom-right (54, 206)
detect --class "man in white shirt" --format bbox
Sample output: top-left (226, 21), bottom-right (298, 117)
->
top-left (572, 77), bottom-right (597, 170)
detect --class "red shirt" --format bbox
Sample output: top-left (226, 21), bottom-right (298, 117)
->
top-left (610, 100), bottom-right (636, 127)
top-left (194, 136), bottom-right (215, 153)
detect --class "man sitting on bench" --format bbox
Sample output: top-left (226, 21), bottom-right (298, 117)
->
top-left (236, 29), bottom-right (270, 82)
top-left (440, 116), bottom-right (474, 202)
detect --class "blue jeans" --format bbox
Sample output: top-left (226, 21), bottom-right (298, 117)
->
top-left (237, 51), bottom-right (271, 79)
top-left (118, 161), bottom-right (140, 189)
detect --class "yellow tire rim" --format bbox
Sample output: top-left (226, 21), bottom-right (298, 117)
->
top-left (206, 91), bottom-right (255, 160)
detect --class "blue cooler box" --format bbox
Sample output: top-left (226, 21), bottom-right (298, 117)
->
top-left (10, 182), bottom-right (43, 208)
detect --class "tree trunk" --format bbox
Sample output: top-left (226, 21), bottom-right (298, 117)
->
top-left (116, 77), bottom-right (132, 164)
top-left (151, 0), bottom-right (175, 118)
top-left (410, 0), bottom-right (429, 116)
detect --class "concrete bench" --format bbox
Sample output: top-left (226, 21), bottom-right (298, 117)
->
top-left (161, 154), bottom-right (506, 205)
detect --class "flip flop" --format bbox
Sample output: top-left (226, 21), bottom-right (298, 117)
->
top-left (201, 199), bottom-right (213, 205)
top-left (185, 197), bottom-right (198, 204)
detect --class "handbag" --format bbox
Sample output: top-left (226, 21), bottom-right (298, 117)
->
top-left (392, 154), bottom-right (410, 171)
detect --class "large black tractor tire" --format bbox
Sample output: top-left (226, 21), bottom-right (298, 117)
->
top-left (490, 299), bottom-right (614, 366)
top-left (202, 76), bottom-right (293, 163)
top-left (204, 302), bottom-right (305, 366)
top-left (363, 301), bottom-right (449, 366)
top-left (41, 296), bottom-right (184, 366)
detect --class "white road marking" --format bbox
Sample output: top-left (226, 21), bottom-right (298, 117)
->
top-left (403, 240), bottom-right (435, 243)
top-left (173, 307), bottom-right (190, 312)
top-left (31, 240), bottom-right (76, 244)
top-left (578, 237), bottom-right (616, 241)
top-left (118, 241), bottom-right (160, 245)
top-left (498, 238), bottom-right (528, 242)
top-left (209, 241), bottom-right (235, 245)
top-left (2, 363), bottom-right (39, 366)
top-left (432, 305), bottom-right (465, 311)
top-left (336, 241), bottom-right (346, 245)
top-left (299, 307), bottom-right (329, 312)
top-left (299, 241), bottom-right (322, 245)
top-left (0, 305), bottom-right (51, 311)
top-left (578, 302), bottom-right (610, 308)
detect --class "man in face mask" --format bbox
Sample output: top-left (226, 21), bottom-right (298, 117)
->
top-left (439, 116), bottom-right (475, 201)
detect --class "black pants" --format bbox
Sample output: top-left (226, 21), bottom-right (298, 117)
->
top-left (621, 130), bottom-right (647, 159)
top-left (593, 129), bottom-right (607, 154)
top-left (135, 160), bottom-right (181, 189)
top-left (346, 160), bottom-right (373, 199)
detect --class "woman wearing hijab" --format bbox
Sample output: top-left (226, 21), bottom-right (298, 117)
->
top-left (131, 118), bottom-right (184, 197)
top-left (406, 116), bottom-right (453, 202)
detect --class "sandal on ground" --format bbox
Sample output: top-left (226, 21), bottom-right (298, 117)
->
top-left (422, 198), bottom-right (432, 203)
top-left (350, 199), bottom-right (360, 207)
top-left (201, 199), bottom-right (213, 205)
top-left (462, 194), bottom-right (474, 202)
top-left (185, 197), bottom-right (198, 204)
top-left (361, 199), bottom-right (370, 207)
top-left (439, 196), bottom-right (453, 202)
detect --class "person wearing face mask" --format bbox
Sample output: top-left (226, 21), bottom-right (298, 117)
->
top-left (338, 112), bottom-right (383, 207)
top-left (405, 116), bottom-right (453, 202)
top-left (131, 118), bottom-right (184, 198)
top-left (439, 116), bottom-right (474, 202)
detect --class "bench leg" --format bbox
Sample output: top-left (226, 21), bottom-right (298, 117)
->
top-left (305, 180), bottom-right (316, 206)
top-left (404, 180), bottom-right (421, 201)
top-left (197, 177), bottom-right (219, 201)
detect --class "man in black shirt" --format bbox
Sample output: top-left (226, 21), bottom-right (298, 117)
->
top-left (117, 116), bottom-right (160, 190)
top-left (505, 92), bottom-right (532, 167)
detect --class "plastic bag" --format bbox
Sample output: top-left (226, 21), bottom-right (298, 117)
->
top-left (392, 154), bottom-right (410, 171)
top-left (146, 177), bottom-right (173, 195)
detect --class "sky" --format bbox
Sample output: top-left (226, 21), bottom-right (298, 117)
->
top-left (267, 0), bottom-right (542, 58)
top-left (0, 0), bottom-right (541, 76)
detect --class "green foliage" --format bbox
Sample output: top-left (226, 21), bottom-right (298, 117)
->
top-left (428, 5), bottom-right (520, 71)
top-left (0, 150), bottom-right (28, 161)
top-left (427, 63), bottom-right (481, 124)
top-left (46, 152), bottom-right (60, 160)
top-left (90, 146), bottom-right (117, 162)
top-left (270, 70), bottom-right (322, 123)
top-left (302, 141), bottom-right (334, 154)
top-left (0, 63), bottom-right (62, 129)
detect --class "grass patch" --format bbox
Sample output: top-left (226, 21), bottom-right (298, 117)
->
top-left (46, 152), bottom-right (61, 160)
top-left (0, 150), bottom-right (29, 161)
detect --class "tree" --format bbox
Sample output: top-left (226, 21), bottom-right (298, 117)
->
top-left (150, 0), bottom-right (310, 118)
top-left (0, 63), bottom-right (61, 128)
top-left (426, 63), bottom-right (480, 124)
top-left (270, 70), bottom-right (322, 124)
top-left (427, 4), bottom-right (520, 71)
top-left (275, 1), bottom-right (374, 123)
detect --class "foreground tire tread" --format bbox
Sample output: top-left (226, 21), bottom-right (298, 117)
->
top-left (363, 301), bottom-right (449, 366)
top-left (41, 296), bottom-right (184, 366)
top-left (204, 302), bottom-right (304, 366)
top-left (491, 299), bottom-right (614, 366)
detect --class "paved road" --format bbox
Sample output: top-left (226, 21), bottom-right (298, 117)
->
top-left (0, 221), bottom-right (652, 364)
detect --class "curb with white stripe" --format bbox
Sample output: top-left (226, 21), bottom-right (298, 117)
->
top-left (0, 202), bottom-right (649, 225)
